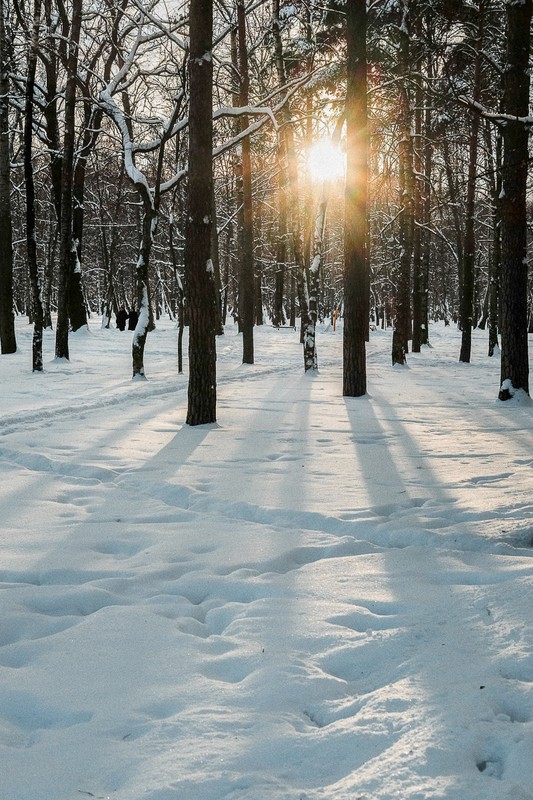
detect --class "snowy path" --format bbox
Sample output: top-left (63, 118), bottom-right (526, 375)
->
top-left (1, 320), bottom-right (533, 800)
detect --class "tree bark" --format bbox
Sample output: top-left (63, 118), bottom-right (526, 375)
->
top-left (0, 0), bottom-right (16, 354)
top-left (343, 0), bottom-right (368, 396)
top-left (186, 0), bottom-right (217, 425)
top-left (419, 18), bottom-right (433, 348)
top-left (24, 0), bottom-right (45, 370)
top-left (459, 1), bottom-right (484, 363)
top-left (391, 0), bottom-right (413, 366)
top-left (131, 202), bottom-right (156, 379)
top-left (55, 0), bottom-right (83, 360)
top-left (69, 93), bottom-right (101, 332)
top-left (487, 121), bottom-right (501, 357)
top-left (210, 184), bottom-right (224, 336)
top-left (42, 0), bottom-right (62, 222)
top-left (411, 57), bottom-right (423, 354)
top-left (498, 0), bottom-right (531, 399)
top-left (272, 132), bottom-right (287, 328)
top-left (237, 0), bottom-right (254, 363)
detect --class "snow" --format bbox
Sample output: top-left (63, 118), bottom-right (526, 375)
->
top-left (1, 317), bottom-right (533, 800)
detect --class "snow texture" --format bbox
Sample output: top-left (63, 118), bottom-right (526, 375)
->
top-left (1, 317), bottom-right (533, 800)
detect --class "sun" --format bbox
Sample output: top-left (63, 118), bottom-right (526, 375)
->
top-left (307, 139), bottom-right (346, 183)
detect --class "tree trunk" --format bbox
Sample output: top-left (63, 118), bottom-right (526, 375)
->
top-left (419, 17), bottom-right (433, 347)
top-left (42, 0), bottom-right (63, 222)
top-left (210, 184), bottom-right (224, 336)
top-left (0, 0), bottom-right (16, 354)
top-left (96, 161), bottom-right (124, 327)
top-left (498, 0), bottom-right (532, 399)
top-left (169, 215), bottom-right (184, 374)
top-left (411, 60), bottom-right (423, 354)
top-left (43, 215), bottom-right (56, 329)
top-left (69, 95), bottom-right (101, 332)
top-left (442, 137), bottom-right (464, 319)
top-left (307, 193), bottom-right (327, 371)
top-left (272, 134), bottom-right (287, 328)
top-left (24, 0), bottom-right (44, 370)
top-left (55, 0), bottom-right (82, 360)
top-left (343, 0), bottom-right (368, 396)
top-left (391, 0), bottom-right (413, 366)
top-left (483, 120), bottom-right (501, 357)
top-left (289, 272), bottom-right (296, 328)
top-left (131, 203), bottom-right (156, 379)
top-left (186, 0), bottom-right (217, 425)
top-left (237, 0), bottom-right (254, 363)
top-left (459, 1), bottom-right (484, 363)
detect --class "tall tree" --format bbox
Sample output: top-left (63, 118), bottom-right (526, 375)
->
top-left (411, 8), bottom-right (433, 353)
top-left (0, 0), bottom-right (16, 354)
top-left (236, 0), bottom-right (254, 364)
top-left (419, 9), bottom-right (434, 348)
top-left (411, 39), bottom-right (424, 355)
top-left (41, 0), bottom-right (62, 221)
top-left (25, 0), bottom-right (45, 370)
top-left (55, 0), bottom-right (83, 360)
top-left (272, 134), bottom-right (287, 328)
top-left (498, 0), bottom-right (532, 399)
top-left (483, 119), bottom-right (501, 357)
top-left (391, 0), bottom-right (414, 366)
top-left (459, 1), bottom-right (484, 364)
top-left (186, 0), bottom-right (217, 424)
top-left (69, 72), bottom-right (102, 332)
top-left (343, 0), bottom-right (368, 397)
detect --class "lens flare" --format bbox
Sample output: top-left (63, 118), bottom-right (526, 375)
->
top-left (307, 140), bottom-right (345, 183)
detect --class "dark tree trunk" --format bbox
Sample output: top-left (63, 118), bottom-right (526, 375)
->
top-left (210, 185), bottom-right (224, 336)
top-left (0, 0), bottom-right (16, 355)
top-left (442, 137), bottom-right (464, 318)
top-left (69, 96), bottom-right (101, 332)
top-left (43, 216), bottom-right (56, 329)
top-left (25, 0), bottom-right (44, 370)
top-left (272, 132), bottom-right (287, 327)
top-left (498, 0), bottom-right (531, 399)
top-left (419, 19), bottom-right (433, 347)
top-left (255, 254), bottom-right (264, 325)
top-left (169, 215), bottom-right (184, 374)
top-left (483, 121), bottom-right (501, 356)
top-left (55, 0), bottom-right (82, 360)
top-left (411, 62), bottom-right (423, 354)
top-left (459, 2), bottom-right (484, 363)
top-left (289, 273), bottom-right (296, 328)
top-left (343, 0), bottom-right (368, 396)
top-left (42, 0), bottom-right (63, 222)
top-left (131, 204), bottom-right (155, 379)
top-left (186, 0), bottom-right (217, 425)
top-left (96, 163), bottom-right (124, 327)
top-left (392, 0), bottom-right (413, 366)
top-left (237, 0), bottom-right (254, 363)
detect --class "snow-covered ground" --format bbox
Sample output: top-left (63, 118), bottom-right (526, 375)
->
top-left (1, 315), bottom-right (532, 800)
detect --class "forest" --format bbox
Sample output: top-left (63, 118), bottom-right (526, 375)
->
top-left (0, 0), bottom-right (532, 422)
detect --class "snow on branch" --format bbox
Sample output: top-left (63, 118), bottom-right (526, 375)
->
top-left (99, 87), bottom-right (154, 206)
top-left (128, 0), bottom-right (188, 51)
top-left (457, 95), bottom-right (533, 128)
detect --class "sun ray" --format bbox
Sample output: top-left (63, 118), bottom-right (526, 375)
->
top-left (307, 139), bottom-right (346, 183)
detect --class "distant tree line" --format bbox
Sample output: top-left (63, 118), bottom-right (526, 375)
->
top-left (0, 0), bottom-right (531, 421)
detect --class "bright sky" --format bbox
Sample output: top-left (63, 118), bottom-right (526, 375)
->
top-left (307, 139), bottom-right (346, 183)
